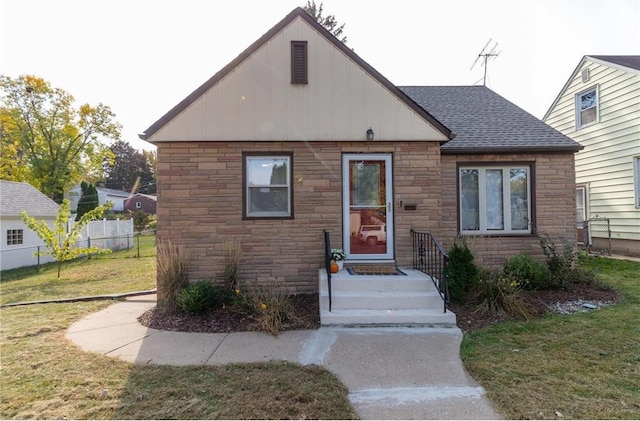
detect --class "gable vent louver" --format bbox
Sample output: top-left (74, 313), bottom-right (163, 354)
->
top-left (581, 68), bottom-right (590, 83)
top-left (291, 41), bottom-right (308, 84)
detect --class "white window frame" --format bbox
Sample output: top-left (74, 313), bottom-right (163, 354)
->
top-left (575, 86), bottom-right (599, 129)
top-left (459, 165), bottom-right (532, 235)
top-left (634, 156), bottom-right (640, 208)
top-left (7, 229), bottom-right (23, 245)
top-left (136, 201), bottom-right (142, 209)
top-left (244, 154), bottom-right (293, 218)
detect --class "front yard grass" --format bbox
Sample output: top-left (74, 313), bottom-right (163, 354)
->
top-left (460, 256), bottom-right (640, 419)
top-left (0, 241), bottom-right (357, 420)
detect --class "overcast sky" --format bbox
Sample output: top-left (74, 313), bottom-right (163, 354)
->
top-left (1, 0), bottom-right (639, 151)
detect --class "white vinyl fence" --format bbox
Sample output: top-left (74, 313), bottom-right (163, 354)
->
top-left (0, 219), bottom-right (134, 271)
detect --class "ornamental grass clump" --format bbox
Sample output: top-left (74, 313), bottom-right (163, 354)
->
top-left (224, 239), bottom-right (243, 291)
top-left (234, 282), bottom-right (295, 336)
top-left (157, 240), bottom-right (189, 314)
top-left (472, 269), bottom-right (533, 320)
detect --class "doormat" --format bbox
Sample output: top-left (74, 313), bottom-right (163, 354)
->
top-left (346, 266), bottom-right (406, 276)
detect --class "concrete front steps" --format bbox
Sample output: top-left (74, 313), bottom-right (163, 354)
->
top-left (318, 267), bottom-right (456, 327)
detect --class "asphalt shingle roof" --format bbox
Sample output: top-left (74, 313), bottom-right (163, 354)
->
top-left (590, 55), bottom-right (640, 71)
top-left (400, 85), bottom-right (583, 154)
top-left (0, 181), bottom-right (59, 217)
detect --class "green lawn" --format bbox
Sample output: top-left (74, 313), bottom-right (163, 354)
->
top-left (461, 256), bottom-right (640, 419)
top-left (0, 240), bottom-right (357, 419)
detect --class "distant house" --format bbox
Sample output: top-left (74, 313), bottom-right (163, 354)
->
top-left (0, 180), bottom-right (59, 270)
top-left (66, 184), bottom-right (131, 213)
top-left (544, 55), bottom-right (640, 257)
top-left (139, 7), bottom-right (582, 299)
top-left (124, 193), bottom-right (157, 214)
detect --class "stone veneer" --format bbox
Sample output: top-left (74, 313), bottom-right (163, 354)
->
top-left (157, 141), bottom-right (578, 293)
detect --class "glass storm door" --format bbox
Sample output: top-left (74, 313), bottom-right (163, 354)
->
top-left (343, 154), bottom-right (393, 260)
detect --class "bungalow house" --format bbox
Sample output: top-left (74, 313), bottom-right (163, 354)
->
top-left (543, 55), bottom-right (640, 257)
top-left (0, 180), bottom-right (59, 270)
top-left (124, 193), bottom-right (157, 214)
top-left (139, 8), bottom-right (581, 322)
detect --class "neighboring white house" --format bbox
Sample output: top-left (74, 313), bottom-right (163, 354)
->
top-left (544, 55), bottom-right (640, 257)
top-left (66, 184), bottom-right (131, 213)
top-left (0, 180), bottom-right (59, 270)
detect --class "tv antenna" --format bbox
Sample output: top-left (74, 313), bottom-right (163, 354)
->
top-left (470, 39), bottom-right (501, 86)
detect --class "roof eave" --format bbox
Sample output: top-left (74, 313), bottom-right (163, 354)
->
top-left (441, 145), bottom-right (584, 155)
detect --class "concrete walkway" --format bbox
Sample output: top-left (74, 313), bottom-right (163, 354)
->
top-left (66, 294), bottom-right (502, 420)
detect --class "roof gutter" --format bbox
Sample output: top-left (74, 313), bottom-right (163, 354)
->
top-left (441, 144), bottom-right (584, 155)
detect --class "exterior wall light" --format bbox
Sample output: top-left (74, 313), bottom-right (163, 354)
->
top-left (366, 127), bottom-right (374, 141)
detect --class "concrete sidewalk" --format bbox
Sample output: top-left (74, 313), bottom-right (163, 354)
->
top-left (66, 294), bottom-right (501, 420)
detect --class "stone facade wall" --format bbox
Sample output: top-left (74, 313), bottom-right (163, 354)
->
top-left (156, 142), bottom-right (578, 292)
top-left (156, 141), bottom-right (442, 293)
top-left (440, 153), bottom-right (578, 268)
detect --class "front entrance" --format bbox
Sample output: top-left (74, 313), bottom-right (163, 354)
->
top-left (342, 154), bottom-right (393, 260)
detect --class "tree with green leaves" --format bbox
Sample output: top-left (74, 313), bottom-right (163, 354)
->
top-left (76, 181), bottom-right (99, 221)
top-left (303, 1), bottom-right (347, 43)
top-left (103, 140), bottom-right (156, 194)
top-left (0, 75), bottom-right (121, 202)
top-left (21, 199), bottom-right (113, 277)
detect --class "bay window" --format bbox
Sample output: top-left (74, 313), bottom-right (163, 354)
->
top-left (459, 165), bottom-right (531, 234)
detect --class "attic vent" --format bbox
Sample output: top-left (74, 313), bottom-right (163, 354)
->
top-left (291, 41), bottom-right (308, 84)
top-left (581, 68), bottom-right (590, 83)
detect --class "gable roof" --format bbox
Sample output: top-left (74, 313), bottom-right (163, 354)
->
top-left (0, 181), bottom-right (59, 217)
top-left (125, 193), bottom-right (157, 202)
top-left (96, 186), bottom-right (131, 197)
top-left (401, 86), bottom-right (582, 154)
top-left (139, 7), bottom-right (452, 142)
top-left (588, 55), bottom-right (640, 72)
top-left (543, 55), bottom-right (640, 121)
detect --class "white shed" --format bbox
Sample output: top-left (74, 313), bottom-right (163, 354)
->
top-left (0, 181), bottom-right (60, 270)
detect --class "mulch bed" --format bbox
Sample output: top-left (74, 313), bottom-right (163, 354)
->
top-left (138, 283), bottom-right (621, 334)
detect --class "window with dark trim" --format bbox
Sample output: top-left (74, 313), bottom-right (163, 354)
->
top-left (7, 229), bottom-right (23, 245)
top-left (459, 164), bottom-right (532, 234)
top-left (243, 153), bottom-right (293, 219)
top-left (291, 41), bottom-right (308, 84)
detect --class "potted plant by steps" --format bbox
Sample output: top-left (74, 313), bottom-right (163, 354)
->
top-left (331, 248), bottom-right (346, 271)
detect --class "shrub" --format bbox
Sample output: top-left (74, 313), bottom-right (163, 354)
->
top-left (503, 253), bottom-right (550, 290)
top-left (472, 270), bottom-right (533, 320)
top-left (177, 280), bottom-right (231, 315)
top-left (233, 283), bottom-right (295, 336)
top-left (445, 240), bottom-right (480, 303)
top-left (538, 234), bottom-right (597, 289)
top-left (157, 240), bottom-right (189, 314)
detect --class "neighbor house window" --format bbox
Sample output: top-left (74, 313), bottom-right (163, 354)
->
top-left (244, 153), bottom-right (293, 218)
top-left (576, 87), bottom-right (598, 128)
top-left (459, 165), bottom-right (531, 234)
top-left (291, 41), bottom-right (308, 84)
top-left (634, 156), bottom-right (640, 208)
top-left (7, 229), bottom-right (23, 245)
top-left (136, 201), bottom-right (142, 209)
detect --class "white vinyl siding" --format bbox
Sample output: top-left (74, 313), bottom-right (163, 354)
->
top-left (544, 57), bottom-right (640, 243)
top-left (634, 157), bottom-right (640, 208)
top-left (148, 17), bottom-right (448, 143)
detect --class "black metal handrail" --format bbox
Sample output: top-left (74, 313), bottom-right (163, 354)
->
top-left (410, 229), bottom-right (450, 313)
top-left (323, 230), bottom-right (332, 312)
